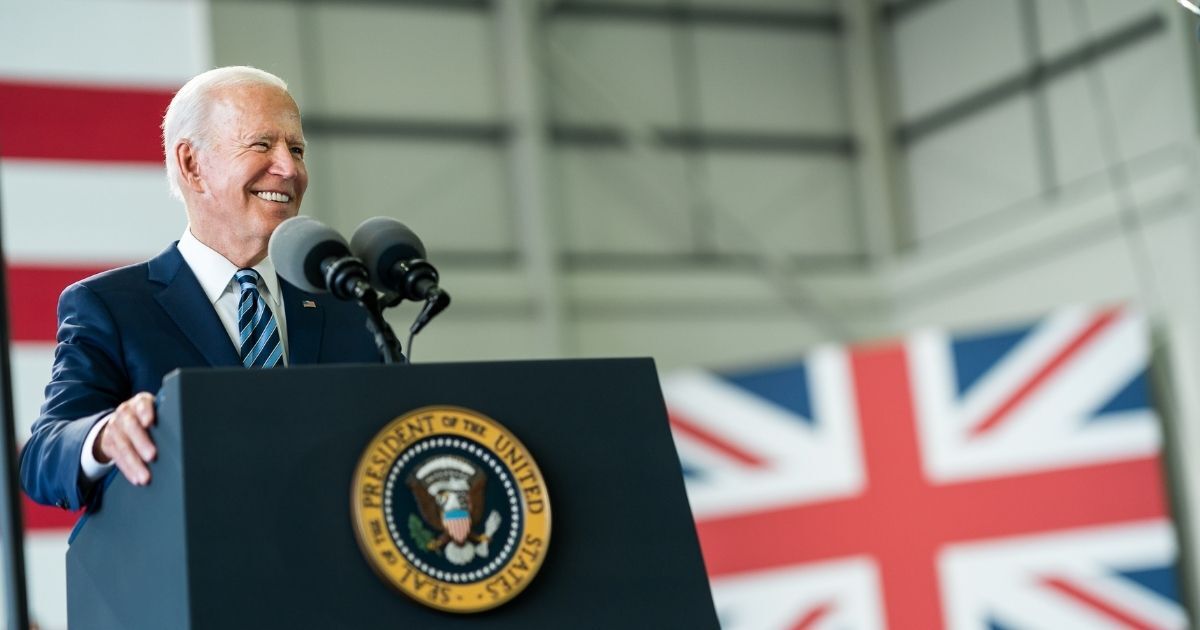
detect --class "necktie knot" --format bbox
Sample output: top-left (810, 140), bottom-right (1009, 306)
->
top-left (235, 268), bottom-right (262, 292)
top-left (234, 268), bottom-right (282, 368)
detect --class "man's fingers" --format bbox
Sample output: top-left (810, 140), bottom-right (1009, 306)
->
top-left (125, 422), bottom-right (157, 463)
top-left (115, 457), bottom-right (150, 487)
top-left (100, 404), bottom-right (156, 485)
top-left (132, 392), bottom-right (156, 428)
top-left (104, 428), bottom-right (150, 486)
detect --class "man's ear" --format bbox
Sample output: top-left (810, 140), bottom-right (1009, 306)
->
top-left (176, 141), bottom-right (205, 194)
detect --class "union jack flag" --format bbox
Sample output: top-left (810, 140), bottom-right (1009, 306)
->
top-left (664, 307), bottom-right (1186, 629)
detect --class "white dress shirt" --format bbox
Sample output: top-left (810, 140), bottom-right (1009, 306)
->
top-left (176, 228), bottom-right (290, 361)
top-left (80, 228), bottom-right (290, 479)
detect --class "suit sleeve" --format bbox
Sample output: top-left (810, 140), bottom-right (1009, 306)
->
top-left (19, 282), bottom-right (131, 511)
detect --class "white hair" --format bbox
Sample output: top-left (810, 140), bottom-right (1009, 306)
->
top-left (162, 66), bottom-right (291, 201)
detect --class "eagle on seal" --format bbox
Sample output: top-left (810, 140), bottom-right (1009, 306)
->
top-left (408, 455), bottom-right (502, 565)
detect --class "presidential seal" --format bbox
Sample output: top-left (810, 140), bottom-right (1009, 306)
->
top-left (350, 406), bottom-right (551, 613)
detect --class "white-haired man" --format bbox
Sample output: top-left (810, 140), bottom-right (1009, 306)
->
top-left (20, 66), bottom-right (380, 511)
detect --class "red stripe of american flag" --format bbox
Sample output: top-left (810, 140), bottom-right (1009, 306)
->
top-left (24, 498), bottom-right (78, 530)
top-left (8, 264), bottom-right (119, 342)
top-left (0, 80), bottom-right (174, 163)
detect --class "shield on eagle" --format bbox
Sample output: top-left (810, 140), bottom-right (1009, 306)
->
top-left (407, 454), bottom-right (501, 564)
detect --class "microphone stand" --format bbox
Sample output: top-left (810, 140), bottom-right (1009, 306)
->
top-left (358, 290), bottom-right (404, 364)
top-left (322, 257), bottom-right (405, 364)
top-left (351, 259), bottom-right (451, 364)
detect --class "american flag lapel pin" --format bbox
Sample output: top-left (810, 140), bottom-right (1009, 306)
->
top-left (302, 300), bottom-right (317, 308)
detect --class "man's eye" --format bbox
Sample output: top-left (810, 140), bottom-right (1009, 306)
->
top-left (291, 146), bottom-right (305, 158)
top-left (253, 142), bottom-right (269, 149)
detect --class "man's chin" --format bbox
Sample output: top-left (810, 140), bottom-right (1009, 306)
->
top-left (261, 204), bottom-right (300, 224)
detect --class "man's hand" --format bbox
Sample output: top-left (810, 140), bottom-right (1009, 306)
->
top-left (94, 392), bottom-right (157, 486)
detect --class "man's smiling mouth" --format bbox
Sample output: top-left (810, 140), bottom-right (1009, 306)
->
top-left (255, 191), bottom-right (291, 203)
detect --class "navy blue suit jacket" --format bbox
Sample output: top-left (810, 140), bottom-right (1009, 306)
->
top-left (19, 243), bottom-right (382, 511)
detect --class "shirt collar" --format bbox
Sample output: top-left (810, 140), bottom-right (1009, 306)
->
top-left (177, 228), bottom-right (283, 305)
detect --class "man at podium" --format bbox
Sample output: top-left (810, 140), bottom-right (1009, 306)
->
top-left (19, 66), bottom-right (380, 514)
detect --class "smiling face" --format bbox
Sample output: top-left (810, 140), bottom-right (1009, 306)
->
top-left (182, 83), bottom-right (308, 266)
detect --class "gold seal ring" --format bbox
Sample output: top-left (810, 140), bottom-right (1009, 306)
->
top-left (351, 406), bottom-right (551, 613)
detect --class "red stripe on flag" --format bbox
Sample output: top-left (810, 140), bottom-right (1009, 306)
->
top-left (0, 80), bottom-right (175, 163)
top-left (1042, 576), bottom-right (1159, 630)
top-left (23, 495), bottom-right (79, 531)
top-left (790, 601), bottom-right (833, 630)
top-left (969, 309), bottom-right (1121, 437)
top-left (670, 411), bottom-right (766, 469)
top-left (8, 264), bottom-right (122, 342)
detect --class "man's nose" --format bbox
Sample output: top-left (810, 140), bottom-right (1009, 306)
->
top-left (268, 145), bottom-right (300, 178)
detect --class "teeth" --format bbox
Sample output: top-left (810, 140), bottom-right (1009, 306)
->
top-left (255, 191), bottom-right (290, 203)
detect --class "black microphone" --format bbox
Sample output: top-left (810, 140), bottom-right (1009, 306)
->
top-left (350, 217), bottom-right (446, 304)
top-left (350, 217), bottom-right (450, 335)
top-left (268, 216), bottom-right (372, 302)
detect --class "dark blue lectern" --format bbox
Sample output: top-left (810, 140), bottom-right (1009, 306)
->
top-left (66, 359), bottom-right (718, 629)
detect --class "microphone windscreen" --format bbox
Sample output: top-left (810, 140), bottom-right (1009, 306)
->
top-left (269, 216), bottom-right (351, 293)
top-left (350, 217), bottom-right (427, 292)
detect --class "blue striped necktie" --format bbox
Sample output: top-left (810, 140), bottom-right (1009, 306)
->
top-left (234, 269), bottom-right (283, 368)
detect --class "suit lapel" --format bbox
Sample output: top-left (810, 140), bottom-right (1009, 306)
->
top-left (149, 244), bottom-right (241, 367)
top-left (281, 281), bottom-right (324, 365)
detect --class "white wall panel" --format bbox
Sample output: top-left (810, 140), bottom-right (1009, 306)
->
top-left (0, 0), bottom-right (209, 87)
top-left (404, 317), bottom-right (547, 362)
top-left (313, 138), bottom-right (512, 253)
top-left (694, 26), bottom-right (846, 133)
top-left (555, 147), bottom-right (694, 254)
top-left (906, 96), bottom-right (1042, 243)
top-left (12, 345), bottom-right (54, 442)
top-left (1045, 36), bottom-right (1187, 190)
top-left (547, 20), bottom-right (682, 127)
top-left (568, 264), bottom-right (889, 371)
top-left (0, 531), bottom-right (72, 630)
top-left (1, 160), bottom-right (184, 263)
top-left (210, 1), bottom-right (310, 108)
top-left (24, 533), bottom-right (69, 630)
top-left (377, 267), bottom-right (554, 361)
top-left (893, 0), bottom-right (1025, 121)
top-left (307, 4), bottom-right (497, 120)
top-left (691, 0), bottom-right (834, 8)
top-left (575, 316), bottom-right (837, 372)
top-left (1079, 37), bottom-right (1187, 166)
top-left (1036, 1), bottom-right (1160, 60)
top-left (563, 0), bottom-right (835, 10)
top-left (895, 203), bottom-right (1199, 341)
top-left (1045, 71), bottom-right (1114, 187)
top-left (706, 153), bottom-right (859, 256)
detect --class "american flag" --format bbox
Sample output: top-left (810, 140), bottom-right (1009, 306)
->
top-left (1, 1), bottom-right (210, 626)
top-left (665, 307), bottom-right (1186, 629)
